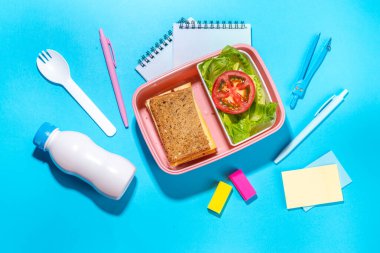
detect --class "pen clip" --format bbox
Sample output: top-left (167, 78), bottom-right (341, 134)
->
top-left (107, 38), bottom-right (116, 68)
top-left (314, 95), bottom-right (335, 117)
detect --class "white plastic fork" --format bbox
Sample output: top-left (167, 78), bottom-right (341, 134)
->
top-left (36, 49), bottom-right (116, 136)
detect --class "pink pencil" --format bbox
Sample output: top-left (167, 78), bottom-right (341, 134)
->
top-left (99, 28), bottom-right (129, 128)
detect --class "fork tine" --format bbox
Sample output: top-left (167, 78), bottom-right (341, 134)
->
top-left (41, 51), bottom-right (49, 61)
top-left (38, 53), bottom-right (46, 63)
top-left (45, 50), bottom-right (52, 58)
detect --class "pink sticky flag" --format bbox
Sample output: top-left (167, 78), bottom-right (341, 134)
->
top-left (229, 169), bottom-right (256, 201)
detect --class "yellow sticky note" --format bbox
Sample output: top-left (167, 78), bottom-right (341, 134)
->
top-left (281, 164), bottom-right (343, 209)
top-left (208, 181), bottom-right (232, 214)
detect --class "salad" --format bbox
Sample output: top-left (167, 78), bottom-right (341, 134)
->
top-left (198, 45), bottom-right (277, 144)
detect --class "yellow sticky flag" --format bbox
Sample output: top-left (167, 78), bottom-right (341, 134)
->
top-left (208, 181), bottom-right (232, 214)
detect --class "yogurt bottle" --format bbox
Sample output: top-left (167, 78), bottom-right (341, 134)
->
top-left (33, 122), bottom-right (135, 200)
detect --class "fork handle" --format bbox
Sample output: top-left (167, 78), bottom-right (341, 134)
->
top-left (64, 78), bottom-right (117, 136)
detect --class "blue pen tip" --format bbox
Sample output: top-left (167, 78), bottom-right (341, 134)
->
top-left (290, 96), bottom-right (298, 110)
top-left (326, 38), bottom-right (332, 51)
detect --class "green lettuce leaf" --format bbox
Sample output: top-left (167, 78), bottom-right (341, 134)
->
top-left (199, 45), bottom-right (277, 143)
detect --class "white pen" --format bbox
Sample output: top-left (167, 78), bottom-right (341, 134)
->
top-left (274, 89), bottom-right (349, 164)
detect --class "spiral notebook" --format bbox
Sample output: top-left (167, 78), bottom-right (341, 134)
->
top-left (172, 20), bottom-right (251, 67)
top-left (135, 19), bottom-right (251, 81)
top-left (135, 29), bottom-right (174, 81)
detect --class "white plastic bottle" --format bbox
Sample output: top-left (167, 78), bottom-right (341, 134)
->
top-left (33, 122), bottom-right (136, 200)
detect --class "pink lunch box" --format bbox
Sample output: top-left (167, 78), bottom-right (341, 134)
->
top-left (132, 44), bottom-right (285, 175)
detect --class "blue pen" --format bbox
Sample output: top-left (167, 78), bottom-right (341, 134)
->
top-left (290, 34), bottom-right (332, 109)
top-left (275, 89), bottom-right (349, 164)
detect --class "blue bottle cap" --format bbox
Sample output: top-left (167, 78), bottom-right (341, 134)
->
top-left (33, 122), bottom-right (58, 151)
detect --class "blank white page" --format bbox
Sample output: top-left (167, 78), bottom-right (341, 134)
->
top-left (172, 23), bottom-right (251, 67)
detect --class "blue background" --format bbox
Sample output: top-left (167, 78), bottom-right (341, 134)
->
top-left (1, 0), bottom-right (379, 252)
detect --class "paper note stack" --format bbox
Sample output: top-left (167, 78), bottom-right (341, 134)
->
top-left (281, 151), bottom-right (352, 212)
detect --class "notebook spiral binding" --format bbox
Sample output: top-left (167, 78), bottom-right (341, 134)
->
top-left (137, 29), bottom-right (172, 68)
top-left (179, 20), bottom-right (246, 30)
top-left (137, 18), bottom-right (185, 67)
top-left (137, 18), bottom-right (246, 67)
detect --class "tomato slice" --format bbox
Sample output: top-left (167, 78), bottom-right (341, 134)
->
top-left (211, 70), bottom-right (255, 114)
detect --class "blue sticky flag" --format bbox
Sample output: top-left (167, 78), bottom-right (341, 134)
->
top-left (303, 151), bottom-right (352, 211)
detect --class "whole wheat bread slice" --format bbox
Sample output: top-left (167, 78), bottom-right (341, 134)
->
top-left (146, 83), bottom-right (216, 167)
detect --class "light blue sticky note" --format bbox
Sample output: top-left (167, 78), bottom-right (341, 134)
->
top-left (303, 151), bottom-right (352, 212)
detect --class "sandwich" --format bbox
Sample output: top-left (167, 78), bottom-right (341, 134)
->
top-left (146, 83), bottom-right (216, 167)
